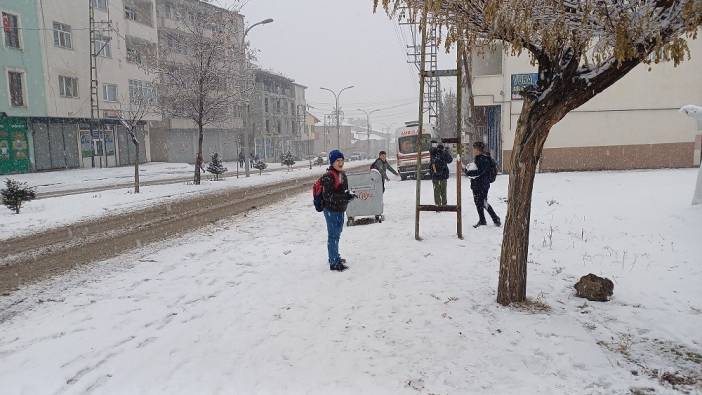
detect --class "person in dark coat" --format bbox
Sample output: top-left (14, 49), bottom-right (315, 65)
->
top-left (370, 151), bottom-right (398, 192)
top-left (465, 141), bottom-right (501, 228)
top-left (321, 150), bottom-right (355, 271)
top-left (238, 151), bottom-right (245, 167)
top-left (430, 143), bottom-right (453, 206)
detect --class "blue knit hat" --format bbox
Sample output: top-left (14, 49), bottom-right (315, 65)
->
top-left (329, 150), bottom-right (344, 164)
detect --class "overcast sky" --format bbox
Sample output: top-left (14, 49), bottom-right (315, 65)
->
top-left (218, 0), bottom-right (430, 132)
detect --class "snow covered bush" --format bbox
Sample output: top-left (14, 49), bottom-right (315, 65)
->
top-left (207, 152), bottom-right (228, 181)
top-left (253, 160), bottom-right (267, 175)
top-left (282, 152), bottom-right (295, 170)
top-left (1, 179), bottom-right (37, 214)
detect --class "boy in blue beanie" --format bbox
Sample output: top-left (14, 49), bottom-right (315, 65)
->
top-left (321, 150), bottom-right (355, 271)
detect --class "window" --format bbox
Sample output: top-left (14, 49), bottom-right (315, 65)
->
top-left (95, 34), bottom-right (111, 58)
top-left (126, 46), bottom-right (141, 63)
top-left (164, 3), bottom-right (173, 19)
top-left (3, 12), bottom-right (20, 49)
top-left (265, 119), bottom-right (270, 132)
top-left (125, 6), bottom-right (137, 21)
top-left (103, 84), bottom-right (118, 102)
top-left (91, 0), bottom-right (108, 11)
top-left (59, 76), bottom-right (79, 98)
top-left (264, 98), bottom-right (269, 113)
top-left (129, 79), bottom-right (155, 104)
top-left (53, 22), bottom-right (72, 49)
top-left (8, 71), bottom-right (25, 107)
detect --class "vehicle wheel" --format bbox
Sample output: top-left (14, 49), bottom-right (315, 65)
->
top-left (346, 218), bottom-right (353, 227)
top-left (400, 174), bottom-right (407, 181)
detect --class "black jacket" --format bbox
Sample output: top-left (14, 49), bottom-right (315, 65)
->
top-left (321, 168), bottom-right (353, 212)
top-left (466, 153), bottom-right (493, 190)
top-left (430, 148), bottom-right (453, 181)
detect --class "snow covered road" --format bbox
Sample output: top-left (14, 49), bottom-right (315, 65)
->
top-left (0, 169), bottom-right (700, 394)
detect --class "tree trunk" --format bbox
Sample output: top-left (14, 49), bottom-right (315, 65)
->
top-left (134, 142), bottom-right (140, 194)
top-left (497, 100), bottom-right (552, 306)
top-left (195, 123), bottom-right (204, 185)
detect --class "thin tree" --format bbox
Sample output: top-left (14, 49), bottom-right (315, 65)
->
top-left (377, 0), bottom-right (702, 305)
top-left (118, 87), bottom-right (154, 194)
top-left (152, 2), bottom-right (251, 185)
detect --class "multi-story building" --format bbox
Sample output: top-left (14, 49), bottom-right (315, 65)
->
top-left (0, 0), bottom-right (158, 174)
top-left (470, 38), bottom-right (702, 172)
top-left (148, 0), bottom-right (246, 164)
top-left (250, 69), bottom-right (307, 161)
top-left (1, 0), bottom-right (45, 174)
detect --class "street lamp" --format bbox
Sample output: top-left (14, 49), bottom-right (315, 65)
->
top-left (357, 108), bottom-right (381, 158)
top-left (241, 18), bottom-right (274, 177)
top-left (320, 85), bottom-right (354, 149)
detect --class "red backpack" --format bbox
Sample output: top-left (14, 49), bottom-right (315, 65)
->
top-left (313, 170), bottom-right (341, 212)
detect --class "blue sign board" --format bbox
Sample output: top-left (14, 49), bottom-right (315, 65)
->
top-left (511, 73), bottom-right (539, 100)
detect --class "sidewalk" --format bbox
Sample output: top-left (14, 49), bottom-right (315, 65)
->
top-left (1, 159), bottom-right (332, 197)
top-left (0, 160), bottom-right (373, 240)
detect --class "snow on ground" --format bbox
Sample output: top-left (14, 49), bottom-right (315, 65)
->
top-left (0, 160), bottom-right (321, 195)
top-left (0, 169), bottom-right (700, 394)
top-left (0, 161), bottom-right (371, 240)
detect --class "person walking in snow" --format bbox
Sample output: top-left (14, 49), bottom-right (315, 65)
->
top-left (321, 150), bottom-right (355, 271)
top-left (430, 142), bottom-right (453, 206)
top-left (370, 150), bottom-right (398, 193)
top-left (238, 151), bottom-right (245, 167)
top-left (465, 141), bottom-right (501, 228)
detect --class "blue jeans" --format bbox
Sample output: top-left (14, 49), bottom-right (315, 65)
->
top-left (323, 209), bottom-right (344, 266)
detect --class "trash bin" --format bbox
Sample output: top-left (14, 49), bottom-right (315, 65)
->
top-left (346, 169), bottom-right (384, 226)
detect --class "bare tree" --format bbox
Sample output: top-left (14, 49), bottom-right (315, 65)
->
top-left (118, 88), bottom-right (155, 194)
top-left (151, 1), bottom-right (251, 185)
top-left (377, 0), bottom-right (702, 305)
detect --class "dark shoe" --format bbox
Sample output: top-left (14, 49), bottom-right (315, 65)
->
top-left (494, 219), bottom-right (502, 227)
top-left (339, 258), bottom-right (347, 264)
top-left (330, 263), bottom-right (349, 272)
top-left (473, 221), bottom-right (487, 229)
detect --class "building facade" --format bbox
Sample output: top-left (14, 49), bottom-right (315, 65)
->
top-left (250, 69), bottom-right (307, 162)
top-left (470, 38), bottom-right (702, 172)
top-left (0, 0), bottom-right (158, 175)
top-left (1, 0), bottom-right (46, 174)
top-left (148, 0), bottom-right (245, 164)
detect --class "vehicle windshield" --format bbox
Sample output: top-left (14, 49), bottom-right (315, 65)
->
top-left (398, 135), bottom-right (432, 154)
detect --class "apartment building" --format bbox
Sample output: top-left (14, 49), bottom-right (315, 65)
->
top-left (250, 69), bottom-right (307, 162)
top-left (470, 38), bottom-right (702, 172)
top-left (0, 0), bottom-right (159, 174)
top-left (148, 0), bottom-right (246, 164)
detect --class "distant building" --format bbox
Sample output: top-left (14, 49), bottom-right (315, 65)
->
top-left (249, 69), bottom-right (307, 161)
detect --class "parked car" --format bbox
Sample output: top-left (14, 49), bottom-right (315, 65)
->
top-left (350, 153), bottom-right (362, 162)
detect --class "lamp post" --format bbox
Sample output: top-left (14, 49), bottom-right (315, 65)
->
top-left (320, 85), bottom-right (354, 150)
top-left (357, 108), bottom-right (381, 158)
top-left (241, 18), bottom-right (274, 177)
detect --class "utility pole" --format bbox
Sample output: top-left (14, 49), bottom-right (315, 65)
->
top-left (88, 1), bottom-right (111, 169)
top-left (320, 85), bottom-right (354, 150)
top-left (241, 18), bottom-right (274, 177)
top-left (357, 108), bottom-right (381, 158)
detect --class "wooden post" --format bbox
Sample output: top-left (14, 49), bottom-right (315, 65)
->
top-left (414, 1), bottom-right (430, 241)
top-left (455, 43), bottom-right (463, 239)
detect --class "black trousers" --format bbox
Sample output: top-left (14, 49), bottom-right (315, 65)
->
top-left (472, 185), bottom-right (500, 224)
